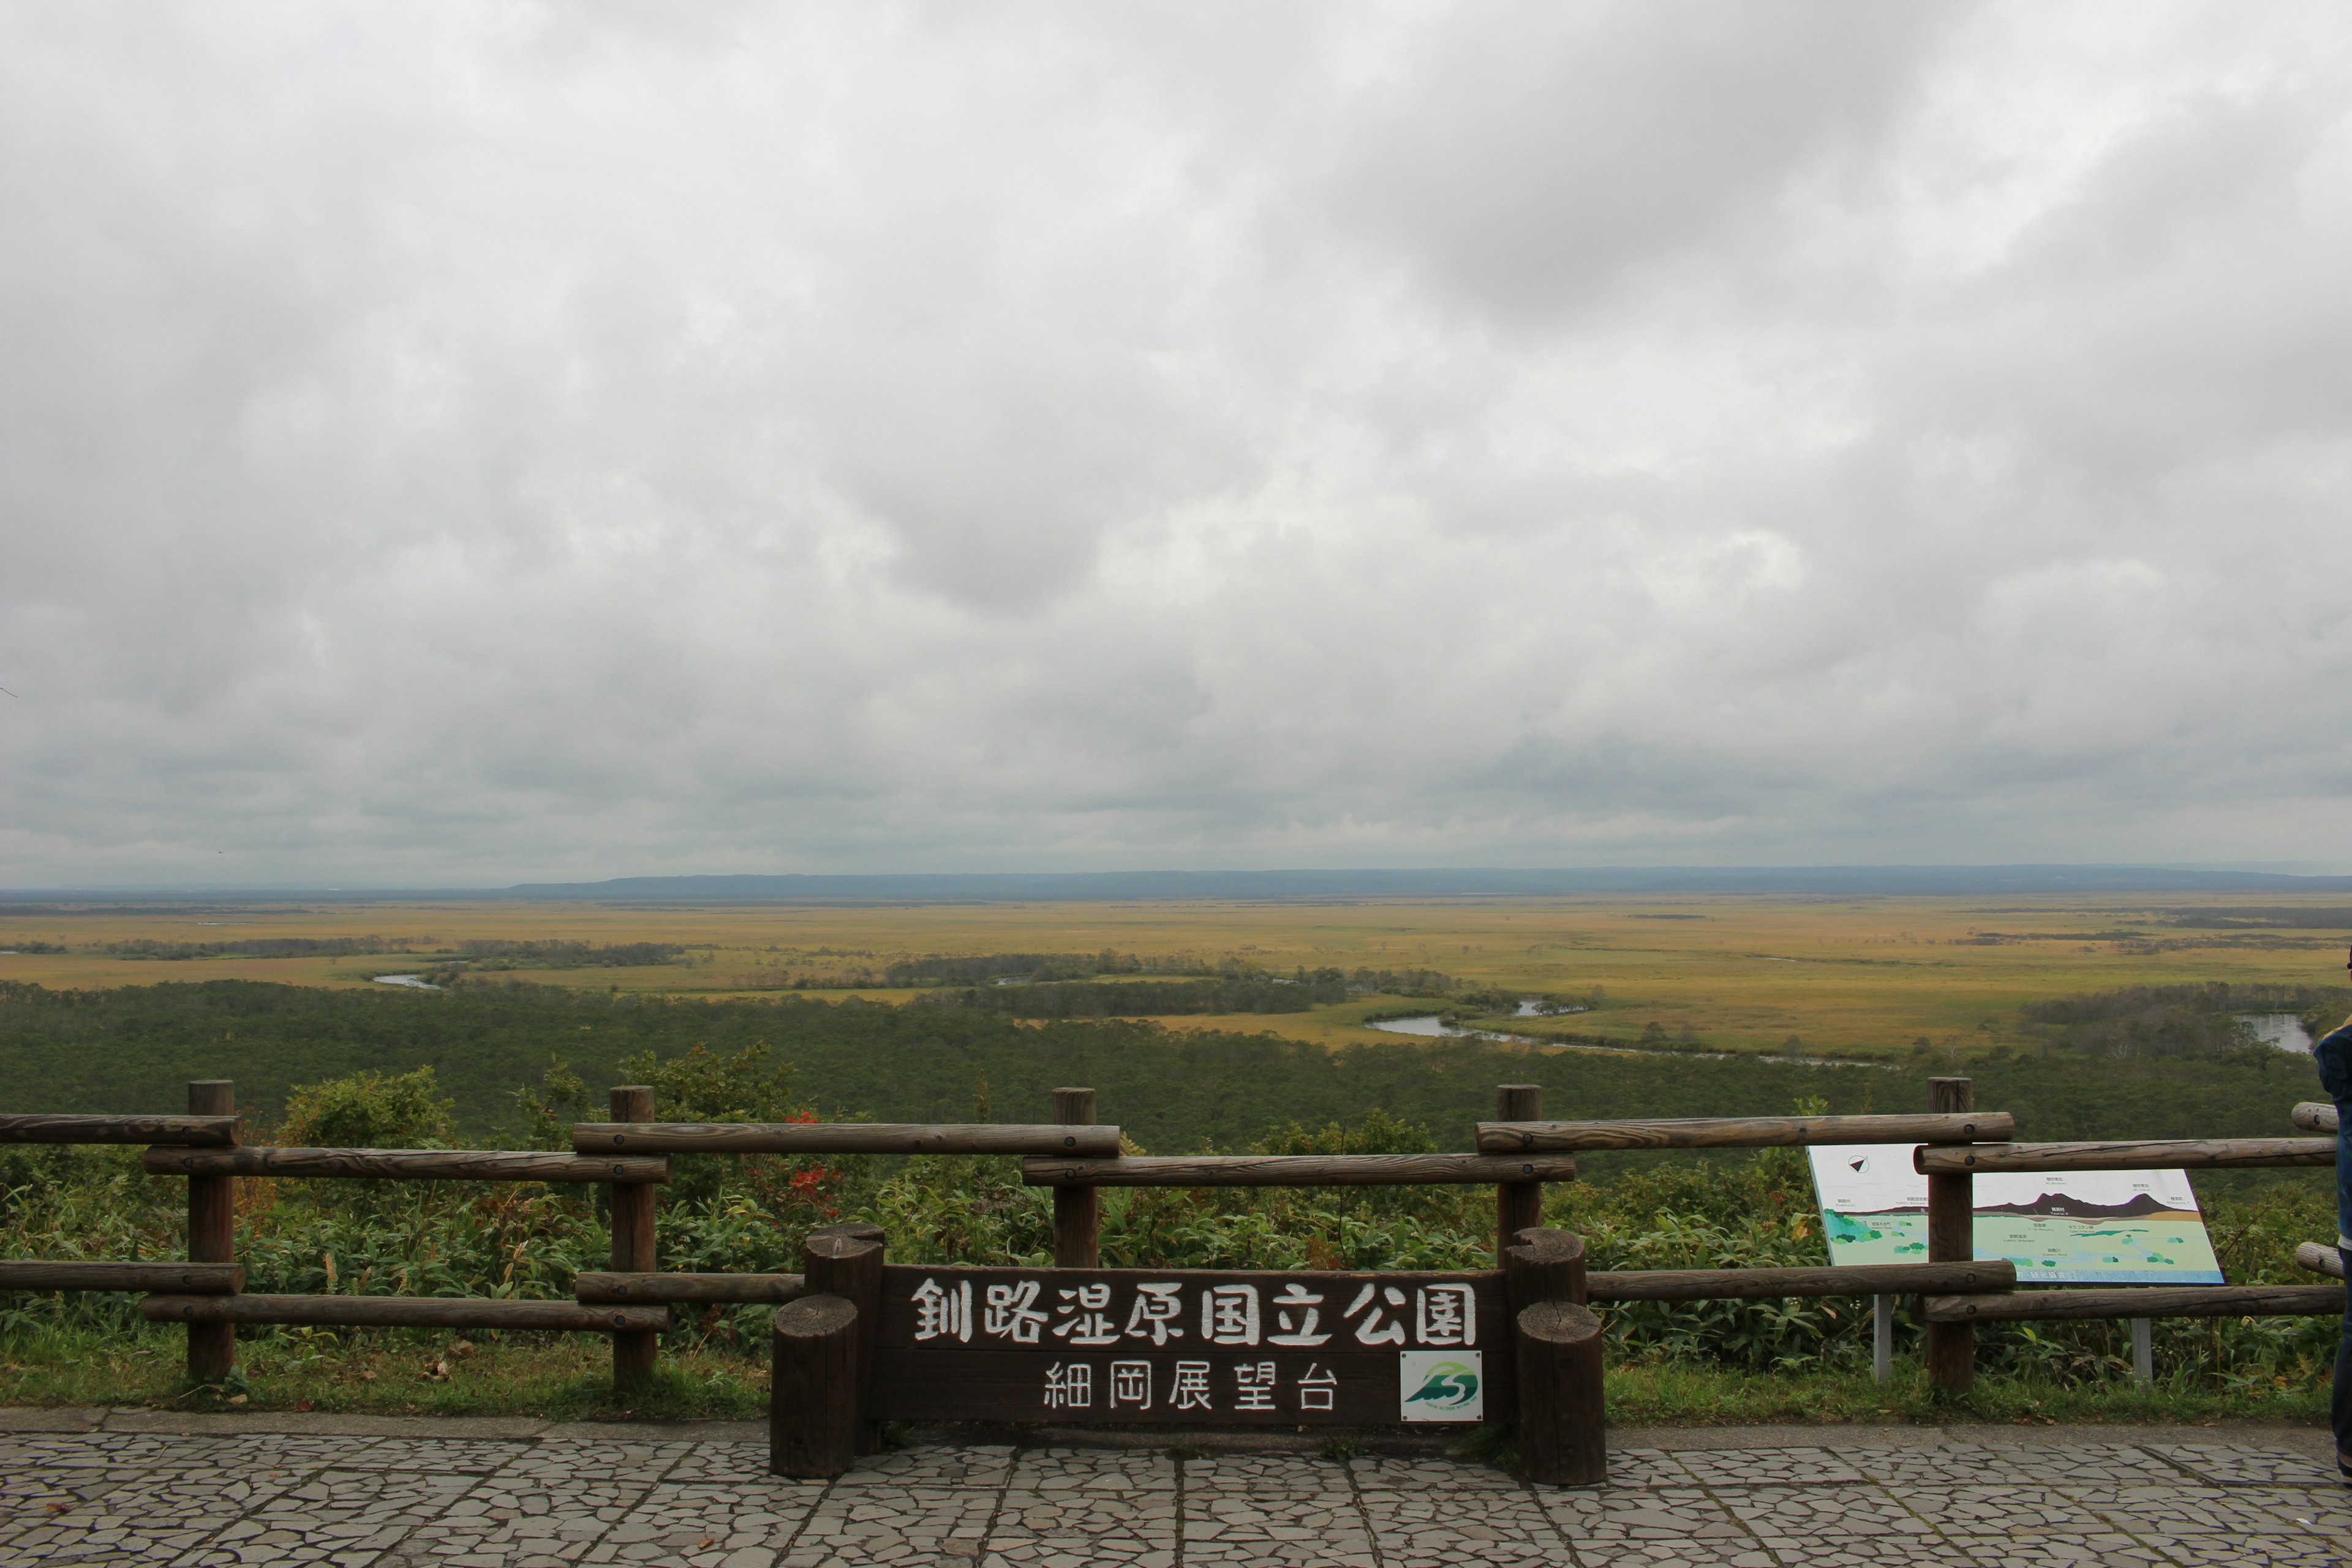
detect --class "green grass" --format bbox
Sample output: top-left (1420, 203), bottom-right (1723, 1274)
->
top-left (0, 1322), bottom-right (767, 1422)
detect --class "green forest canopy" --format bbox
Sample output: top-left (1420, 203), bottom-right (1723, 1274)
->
top-left (0, 979), bottom-right (2331, 1161)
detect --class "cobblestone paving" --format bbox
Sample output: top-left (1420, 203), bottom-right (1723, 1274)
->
top-left (3, 1429), bottom-right (2350, 1566)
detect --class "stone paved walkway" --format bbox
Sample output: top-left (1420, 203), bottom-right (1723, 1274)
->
top-left (2, 1417), bottom-right (2349, 1566)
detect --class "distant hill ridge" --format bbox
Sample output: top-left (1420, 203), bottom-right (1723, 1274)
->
top-left (10, 864), bottom-right (2352, 904)
top-left (501, 865), bottom-right (2352, 902)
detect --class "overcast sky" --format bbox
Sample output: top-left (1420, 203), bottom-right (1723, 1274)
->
top-left (4, 2), bottom-right (2350, 886)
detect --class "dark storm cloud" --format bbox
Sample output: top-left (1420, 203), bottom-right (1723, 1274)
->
top-left (2, 2), bottom-right (2348, 884)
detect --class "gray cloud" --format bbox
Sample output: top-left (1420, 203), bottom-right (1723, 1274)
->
top-left (3, 1), bottom-right (2350, 884)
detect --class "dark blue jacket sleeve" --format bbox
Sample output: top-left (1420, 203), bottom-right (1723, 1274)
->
top-left (2318, 1020), bottom-right (2352, 1105)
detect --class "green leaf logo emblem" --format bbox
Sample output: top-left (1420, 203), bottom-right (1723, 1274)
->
top-left (1403, 1361), bottom-right (1480, 1409)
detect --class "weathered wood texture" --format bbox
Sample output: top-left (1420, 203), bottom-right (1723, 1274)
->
top-left (573, 1121), bottom-right (1123, 1156)
top-left (1589, 1260), bottom-right (2014, 1302)
top-left (1052, 1087), bottom-right (1099, 1270)
top-left (2293, 1101), bottom-right (2338, 1134)
top-left (1916, 1139), bottom-right (2334, 1174)
top-left (772, 1294), bottom-right (860, 1478)
top-left (186, 1080), bottom-right (237, 1385)
top-left (0, 1114), bottom-right (238, 1147)
top-left (1504, 1229), bottom-right (1588, 1317)
top-left (870, 1349), bottom-right (1450, 1425)
top-left (1021, 1153), bottom-right (1581, 1188)
top-left (576, 1272), bottom-right (807, 1305)
top-left (2296, 1242), bottom-right (2346, 1281)
top-left (0, 1261), bottom-right (243, 1294)
top-left (141, 1294), bottom-right (671, 1331)
top-left (144, 1147), bottom-right (671, 1183)
top-left (1925, 1077), bottom-right (1975, 1396)
top-left (1494, 1085), bottom-right (1545, 1267)
top-left (807, 1231), bottom-right (885, 1454)
top-left (1924, 1286), bottom-right (2345, 1322)
top-left (607, 1086), bottom-right (659, 1392)
top-left (1476, 1110), bottom-right (2013, 1153)
top-left (1517, 1300), bottom-right (1605, 1487)
top-left (1497, 1226), bottom-right (1586, 1428)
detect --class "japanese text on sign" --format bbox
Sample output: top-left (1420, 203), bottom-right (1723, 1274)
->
top-left (908, 1276), bottom-right (1479, 1351)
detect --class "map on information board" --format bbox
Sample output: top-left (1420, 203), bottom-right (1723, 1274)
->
top-left (1806, 1144), bottom-right (2223, 1284)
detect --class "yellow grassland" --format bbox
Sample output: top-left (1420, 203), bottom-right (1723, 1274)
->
top-left (1, 894), bottom-right (2343, 1058)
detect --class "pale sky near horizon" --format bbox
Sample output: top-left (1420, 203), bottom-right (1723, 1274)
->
top-left (4, 2), bottom-right (2350, 886)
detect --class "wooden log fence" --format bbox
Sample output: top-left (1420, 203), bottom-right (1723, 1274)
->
top-left (0, 1113), bottom-right (238, 1146)
top-left (11, 1072), bottom-right (2352, 1443)
top-left (571, 1121), bottom-right (1124, 1156)
top-left (578, 1272), bottom-right (807, 1304)
top-left (1020, 1153), bottom-right (1582, 1187)
top-left (141, 1295), bottom-right (671, 1332)
top-left (1052, 1087), bottom-right (1100, 1268)
top-left (1922, 1285), bottom-right (2345, 1323)
top-left (1924, 1076), bottom-right (1978, 1393)
top-left (143, 1147), bottom-right (672, 1183)
top-left (1589, 1261), bottom-right (2012, 1302)
top-left (1476, 1110), bottom-right (2013, 1152)
top-left (186, 1080), bottom-right (236, 1385)
top-left (1915, 1139), bottom-right (2334, 1174)
top-left (0, 1262), bottom-right (243, 1293)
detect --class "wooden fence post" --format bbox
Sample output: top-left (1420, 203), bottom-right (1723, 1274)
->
top-left (1926, 1076), bottom-right (1975, 1395)
top-left (1495, 1085), bottom-right (1544, 1265)
top-left (1499, 1226), bottom-right (1586, 1427)
top-left (804, 1227), bottom-right (884, 1454)
top-left (1518, 1299), bottom-right (1606, 1486)
top-left (1051, 1087), bottom-right (1099, 1268)
top-left (186, 1080), bottom-right (236, 1386)
top-left (771, 1294), bottom-right (859, 1478)
top-left (608, 1085), bottom-right (658, 1393)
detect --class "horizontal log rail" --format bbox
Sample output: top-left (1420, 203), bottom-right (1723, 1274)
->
top-left (2297, 1242), bottom-right (2346, 1280)
top-left (0, 1114), bottom-right (237, 1147)
top-left (1589, 1261), bottom-right (2014, 1302)
top-left (1020, 1153), bottom-right (1581, 1188)
top-left (1923, 1285), bottom-right (2344, 1323)
top-left (572, 1121), bottom-right (1124, 1157)
top-left (2294, 1102), bottom-right (2338, 1134)
top-left (576, 1271), bottom-right (807, 1305)
top-left (140, 1294), bottom-right (673, 1332)
top-left (1915, 1139), bottom-right (2333, 1175)
top-left (1477, 1111), bottom-right (2013, 1153)
top-left (0, 1261), bottom-right (243, 1294)
top-left (143, 1147), bottom-right (672, 1183)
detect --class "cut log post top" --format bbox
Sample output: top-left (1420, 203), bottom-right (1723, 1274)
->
top-left (2294, 1102), bottom-right (2340, 1134)
top-left (1923, 1284), bottom-right (2344, 1322)
top-left (1518, 1298), bottom-right (1604, 1344)
top-left (2297, 1241), bottom-right (2348, 1280)
top-left (1477, 1111), bottom-right (2013, 1152)
top-left (1020, 1153), bottom-right (1579, 1187)
top-left (143, 1147), bottom-right (672, 1183)
top-left (1504, 1226), bottom-right (1588, 1313)
top-left (1589, 1260), bottom-right (2013, 1302)
top-left (571, 1121), bottom-right (1123, 1156)
top-left (1915, 1139), bottom-right (2333, 1175)
top-left (0, 1113), bottom-right (238, 1147)
top-left (0, 1261), bottom-right (243, 1294)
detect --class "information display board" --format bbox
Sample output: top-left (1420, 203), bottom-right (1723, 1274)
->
top-left (871, 1265), bottom-right (1500, 1424)
top-left (1806, 1145), bottom-right (2223, 1285)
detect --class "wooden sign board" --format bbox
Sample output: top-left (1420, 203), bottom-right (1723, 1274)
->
top-left (872, 1265), bottom-right (1504, 1425)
